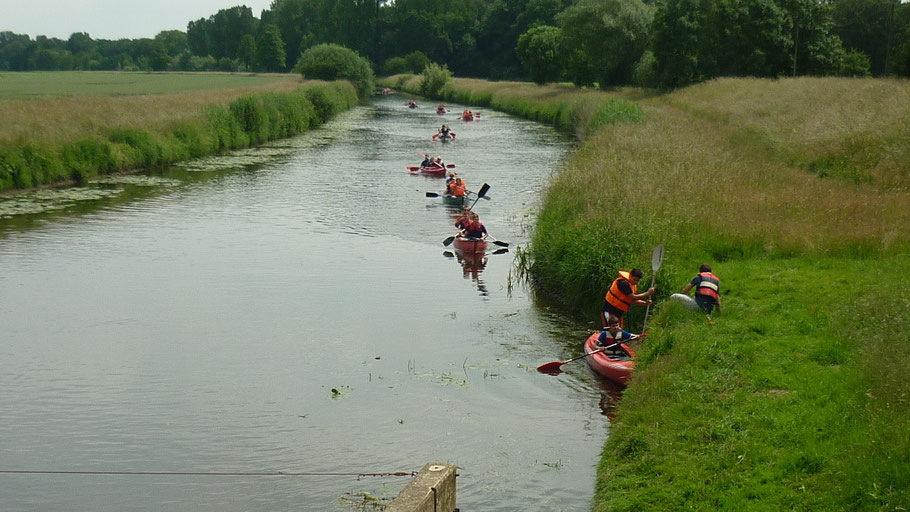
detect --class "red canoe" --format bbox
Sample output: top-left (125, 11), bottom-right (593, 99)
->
top-left (407, 165), bottom-right (447, 176)
top-left (453, 236), bottom-right (488, 254)
top-left (584, 332), bottom-right (636, 386)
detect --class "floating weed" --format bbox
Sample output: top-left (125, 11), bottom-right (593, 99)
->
top-left (89, 175), bottom-right (181, 187)
top-left (337, 491), bottom-right (391, 510)
top-left (0, 187), bottom-right (122, 219)
top-left (329, 385), bottom-right (351, 399)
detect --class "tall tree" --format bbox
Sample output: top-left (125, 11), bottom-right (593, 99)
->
top-left (256, 24), bottom-right (287, 72)
top-left (831, 0), bottom-right (899, 75)
top-left (238, 34), bottom-right (257, 71)
top-left (558, 0), bottom-right (654, 87)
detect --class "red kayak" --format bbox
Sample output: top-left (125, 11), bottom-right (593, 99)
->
top-left (453, 236), bottom-right (488, 254)
top-left (407, 165), bottom-right (447, 176)
top-left (584, 332), bottom-right (635, 386)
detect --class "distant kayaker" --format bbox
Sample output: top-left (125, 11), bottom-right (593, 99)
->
top-left (421, 155), bottom-right (432, 167)
top-left (406, 99), bottom-right (418, 108)
top-left (438, 124), bottom-right (451, 137)
top-left (602, 268), bottom-right (655, 328)
top-left (597, 315), bottom-right (644, 357)
top-left (671, 263), bottom-right (721, 314)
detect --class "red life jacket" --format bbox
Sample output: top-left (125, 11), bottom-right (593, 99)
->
top-left (605, 271), bottom-right (637, 312)
top-left (696, 272), bottom-right (719, 300)
top-left (466, 220), bottom-right (484, 238)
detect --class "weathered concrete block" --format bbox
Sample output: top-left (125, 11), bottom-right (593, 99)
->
top-left (386, 462), bottom-right (456, 512)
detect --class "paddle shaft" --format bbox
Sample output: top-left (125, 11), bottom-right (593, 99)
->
top-left (642, 245), bottom-right (664, 332)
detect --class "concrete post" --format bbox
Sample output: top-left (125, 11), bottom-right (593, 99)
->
top-left (386, 462), bottom-right (457, 512)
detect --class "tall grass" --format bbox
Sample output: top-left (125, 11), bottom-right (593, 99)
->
top-left (530, 77), bottom-right (910, 313)
top-left (0, 79), bottom-right (358, 192)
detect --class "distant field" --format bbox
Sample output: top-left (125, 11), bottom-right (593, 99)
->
top-left (0, 71), bottom-right (299, 99)
top-left (0, 72), bottom-right (309, 146)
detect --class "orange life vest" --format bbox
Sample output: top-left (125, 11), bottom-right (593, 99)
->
top-left (452, 182), bottom-right (466, 197)
top-left (696, 272), bottom-right (719, 300)
top-left (605, 271), bottom-right (638, 312)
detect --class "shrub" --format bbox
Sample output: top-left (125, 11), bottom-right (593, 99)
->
top-left (295, 43), bottom-right (375, 99)
top-left (403, 51), bottom-right (430, 74)
top-left (383, 56), bottom-right (409, 75)
top-left (418, 62), bottom-right (452, 98)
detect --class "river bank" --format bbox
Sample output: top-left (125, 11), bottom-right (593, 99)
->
top-left (0, 73), bottom-right (360, 193)
top-left (381, 74), bottom-right (910, 509)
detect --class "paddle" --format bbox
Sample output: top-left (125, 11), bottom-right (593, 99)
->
top-left (486, 235), bottom-right (509, 247)
top-left (537, 336), bottom-right (639, 374)
top-left (468, 183), bottom-right (490, 210)
top-left (492, 247), bottom-right (509, 255)
top-left (426, 192), bottom-right (440, 198)
top-left (442, 235), bottom-right (456, 247)
top-left (641, 244), bottom-right (664, 332)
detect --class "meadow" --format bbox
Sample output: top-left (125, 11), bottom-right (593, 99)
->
top-left (382, 74), bottom-right (910, 510)
top-left (0, 72), bottom-right (359, 192)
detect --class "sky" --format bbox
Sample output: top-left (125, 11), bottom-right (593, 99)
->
top-left (0, 0), bottom-right (275, 40)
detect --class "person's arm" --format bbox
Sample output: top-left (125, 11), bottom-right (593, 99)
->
top-left (630, 287), bottom-right (655, 302)
top-left (680, 283), bottom-right (694, 295)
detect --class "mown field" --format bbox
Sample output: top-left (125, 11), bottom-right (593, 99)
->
top-left (382, 75), bottom-right (910, 510)
top-left (0, 72), bottom-right (358, 192)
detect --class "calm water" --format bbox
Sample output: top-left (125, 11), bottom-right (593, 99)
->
top-left (0, 94), bottom-right (620, 511)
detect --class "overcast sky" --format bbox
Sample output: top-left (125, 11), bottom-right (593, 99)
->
top-left (0, 0), bottom-right (275, 40)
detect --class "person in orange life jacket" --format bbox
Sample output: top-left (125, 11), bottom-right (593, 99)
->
top-left (602, 268), bottom-right (655, 328)
top-left (597, 315), bottom-right (645, 357)
top-left (671, 263), bottom-right (721, 314)
top-left (450, 178), bottom-right (467, 197)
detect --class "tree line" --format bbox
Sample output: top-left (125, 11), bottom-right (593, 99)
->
top-left (1, 0), bottom-right (908, 88)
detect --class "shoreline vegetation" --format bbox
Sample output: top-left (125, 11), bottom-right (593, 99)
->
top-left (0, 72), bottom-right (360, 193)
top-left (382, 74), bottom-right (910, 509)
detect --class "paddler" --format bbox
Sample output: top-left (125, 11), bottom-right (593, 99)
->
top-left (450, 177), bottom-right (467, 198)
top-left (602, 268), bottom-right (655, 328)
top-left (671, 263), bottom-right (721, 314)
top-left (460, 211), bottom-right (486, 239)
top-left (597, 315), bottom-right (645, 357)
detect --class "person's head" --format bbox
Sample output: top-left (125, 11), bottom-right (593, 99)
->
top-left (606, 315), bottom-right (621, 331)
top-left (448, 172), bottom-right (455, 178)
top-left (455, 178), bottom-right (462, 184)
top-left (630, 268), bottom-right (643, 284)
top-left (700, 263), bottom-right (712, 273)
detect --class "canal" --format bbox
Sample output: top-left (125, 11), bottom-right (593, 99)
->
top-left (0, 93), bottom-right (618, 511)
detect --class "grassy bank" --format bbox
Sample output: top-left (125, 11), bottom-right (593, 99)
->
top-left (0, 72), bottom-right (359, 192)
top-left (383, 74), bottom-right (910, 509)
